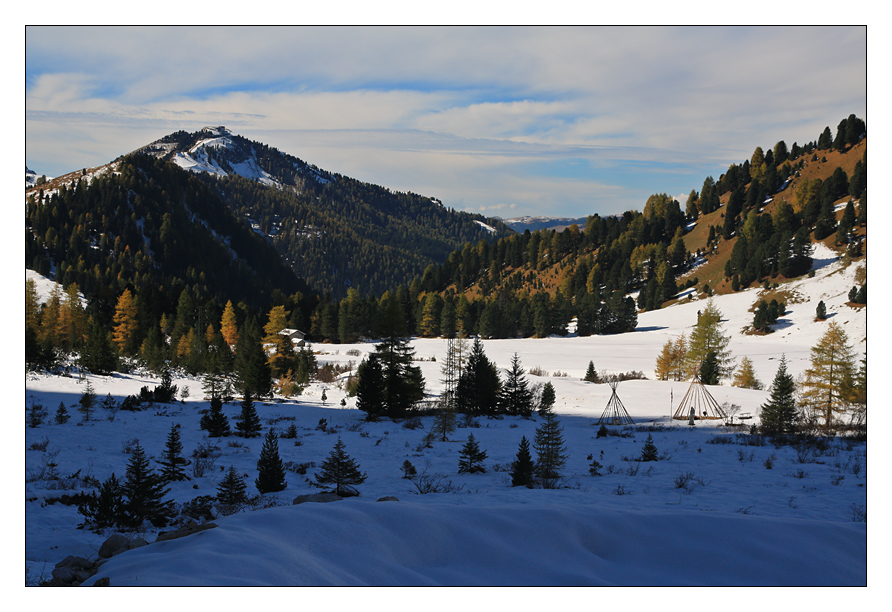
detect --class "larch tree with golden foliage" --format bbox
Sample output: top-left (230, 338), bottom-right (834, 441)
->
top-left (799, 321), bottom-right (856, 433)
top-left (112, 289), bottom-right (139, 355)
top-left (263, 305), bottom-right (293, 378)
top-left (686, 300), bottom-right (733, 380)
top-left (220, 300), bottom-right (239, 348)
top-left (655, 333), bottom-right (687, 381)
top-left (732, 357), bottom-right (763, 390)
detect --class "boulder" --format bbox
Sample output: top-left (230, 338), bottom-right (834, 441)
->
top-left (50, 566), bottom-right (77, 584)
top-left (156, 521), bottom-right (217, 542)
top-left (292, 493), bottom-right (343, 505)
top-left (93, 577), bottom-right (111, 586)
top-left (98, 533), bottom-right (130, 559)
top-left (376, 496), bottom-right (400, 502)
top-left (55, 555), bottom-right (94, 570)
top-left (128, 537), bottom-right (149, 550)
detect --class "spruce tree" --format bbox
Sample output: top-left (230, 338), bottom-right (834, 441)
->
top-left (158, 424), bottom-right (187, 483)
top-left (458, 433), bottom-right (488, 474)
top-left (538, 381), bottom-right (556, 416)
top-left (78, 473), bottom-right (125, 529)
top-left (584, 361), bottom-right (598, 383)
top-left (255, 429), bottom-right (287, 494)
top-left (234, 393), bottom-right (262, 438)
top-left (534, 413), bottom-right (568, 487)
top-left (200, 396), bottom-right (231, 437)
top-left (759, 355), bottom-right (798, 436)
top-left (315, 437), bottom-right (367, 496)
top-left (217, 466), bottom-right (248, 506)
top-left (355, 356), bottom-right (386, 421)
top-left (816, 300), bottom-right (827, 320)
top-left (122, 441), bottom-right (174, 528)
top-left (498, 353), bottom-right (534, 416)
top-left (78, 381), bottom-right (96, 422)
top-left (639, 434), bottom-right (659, 462)
top-left (55, 401), bottom-right (70, 424)
top-left (455, 338), bottom-right (501, 415)
top-left (509, 435), bottom-right (535, 487)
top-left (699, 350), bottom-right (720, 385)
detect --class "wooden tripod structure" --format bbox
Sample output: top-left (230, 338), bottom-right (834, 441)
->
top-left (597, 381), bottom-right (635, 426)
top-left (672, 372), bottom-right (726, 420)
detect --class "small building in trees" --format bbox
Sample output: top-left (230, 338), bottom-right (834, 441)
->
top-left (279, 328), bottom-right (306, 347)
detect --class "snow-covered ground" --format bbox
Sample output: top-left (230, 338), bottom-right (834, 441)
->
top-left (23, 249), bottom-right (868, 587)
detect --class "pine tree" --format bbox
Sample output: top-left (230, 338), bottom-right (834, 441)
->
top-left (255, 429), bottom-right (287, 494)
top-left (355, 356), bottom-right (386, 421)
top-left (401, 460), bottom-right (417, 478)
top-left (78, 473), bottom-right (125, 529)
top-left (122, 441), bottom-right (174, 528)
top-left (315, 437), bottom-right (367, 496)
top-left (201, 395), bottom-right (231, 437)
top-left (431, 400), bottom-right (457, 442)
top-left (538, 381), bottom-right (556, 416)
top-left (217, 465), bottom-right (248, 506)
top-left (732, 357), bottom-right (762, 390)
top-left (81, 317), bottom-right (117, 374)
top-left (458, 433), bottom-right (488, 474)
top-left (234, 393), bottom-right (262, 437)
top-left (799, 321), bottom-right (855, 433)
top-left (55, 401), bottom-right (70, 424)
top-left (158, 424), bottom-right (187, 483)
top-left (498, 353), bottom-right (534, 416)
top-left (759, 355), bottom-right (798, 436)
top-left (534, 413), bottom-right (568, 487)
top-left (686, 300), bottom-right (732, 380)
top-left (816, 300), bottom-right (827, 320)
top-left (583, 361), bottom-right (598, 383)
top-left (78, 381), bottom-right (96, 422)
top-left (699, 350), bottom-right (720, 385)
top-left (455, 338), bottom-right (501, 415)
top-left (509, 435), bottom-right (535, 488)
top-left (639, 434), bottom-right (659, 462)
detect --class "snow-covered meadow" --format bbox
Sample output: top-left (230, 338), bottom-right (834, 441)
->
top-left (23, 246), bottom-right (868, 586)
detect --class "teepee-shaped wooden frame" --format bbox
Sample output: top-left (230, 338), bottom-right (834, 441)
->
top-left (672, 372), bottom-right (727, 420)
top-left (597, 381), bottom-right (635, 425)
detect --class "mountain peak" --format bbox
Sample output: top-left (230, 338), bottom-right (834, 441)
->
top-left (200, 126), bottom-right (230, 136)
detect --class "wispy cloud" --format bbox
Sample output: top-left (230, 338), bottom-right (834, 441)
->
top-left (26, 26), bottom-right (866, 218)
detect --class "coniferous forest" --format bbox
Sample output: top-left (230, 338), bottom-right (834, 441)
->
top-left (26, 116), bottom-right (866, 395)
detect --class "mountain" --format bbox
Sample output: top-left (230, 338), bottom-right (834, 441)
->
top-left (132, 126), bottom-right (514, 299)
top-left (497, 215), bottom-right (590, 233)
top-left (25, 154), bottom-right (310, 316)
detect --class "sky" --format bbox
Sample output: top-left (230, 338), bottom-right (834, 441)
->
top-left (25, 25), bottom-right (867, 219)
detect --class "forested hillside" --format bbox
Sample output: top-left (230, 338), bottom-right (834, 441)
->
top-left (391, 115), bottom-right (867, 340)
top-left (135, 126), bottom-right (514, 299)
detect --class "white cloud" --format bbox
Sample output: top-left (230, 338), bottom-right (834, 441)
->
top-left (25, 26), bottom-right (866, 218)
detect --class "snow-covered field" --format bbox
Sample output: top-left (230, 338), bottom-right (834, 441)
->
top-left (23, 247), bottom-right (868, 587)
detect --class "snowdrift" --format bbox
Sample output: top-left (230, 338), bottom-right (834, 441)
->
top-left (82, 499), bottom-right (866, 586)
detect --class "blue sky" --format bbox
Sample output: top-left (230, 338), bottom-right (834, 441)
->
top-left (25, 25), bottom-right (866, 219)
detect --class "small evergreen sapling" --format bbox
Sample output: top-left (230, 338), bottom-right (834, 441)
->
top-left (217, 466), bottom-right (248, 506)
top-left (201, 396), bottom-right (231, 437)
top-left (255, 429), bottom-right (287, 494)
top-left (158, 424), bottom-right (187, 483)
top-left (122, 441), bottom-right (175, 528)
top-left (79, 381), bottom-right (96, 422)
top-left (458, 433), bottom-right (488, 474)
top-left (55, 401), bottom-right (70, 424)
top-left (639, 434), bottom-right (659, 462)
top-left (401, 460), bottom-right (417, 478)
top-left (534, 413), bottom-right (568, 486)
top-left (509, 436), bottom-right (535, 487)
top-left (235, 393), bottom-right (262, 438)
top-left (78, 473), bottom-right (125, 529)
top-left (315, 437), bottom-right (367, 496)
top-left (816, 300), bottom-right (827, 320)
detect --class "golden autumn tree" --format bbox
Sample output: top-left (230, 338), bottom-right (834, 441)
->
top-left (655, 333), bottom-right (688, 381)
top-left (732, 356), bottom-right (763, 390)
top-left (112, 288), bottom-right (139, 355)
top-left (799, 321), bottom-right (856, 433)
top-left (220, 300), bottom-right (239, 348)
top-left (263, 305), bottom-right (293, 377)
